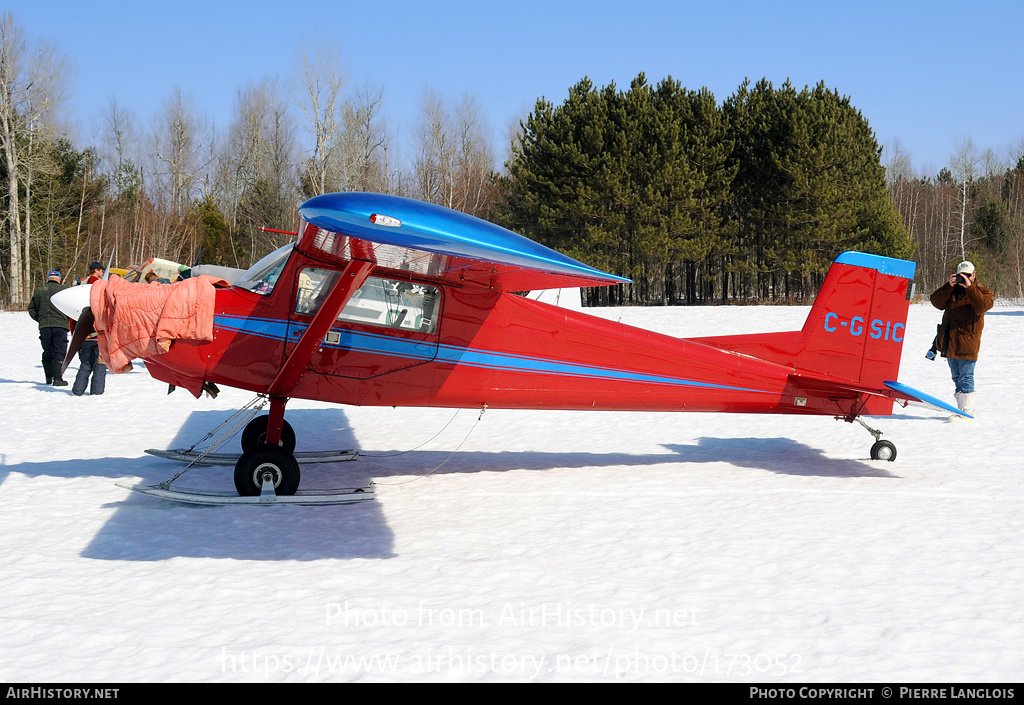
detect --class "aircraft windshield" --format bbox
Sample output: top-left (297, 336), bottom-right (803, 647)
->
top-left (235, 243), bottom-right (294, 295)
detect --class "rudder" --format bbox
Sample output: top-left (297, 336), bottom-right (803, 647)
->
top-left (692, 251), bottom-right (916, 396)
top-left (799, 252), bottom-right (915, 388)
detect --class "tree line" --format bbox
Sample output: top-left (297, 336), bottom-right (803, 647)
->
top-left (3, 11), bottom-right (1021, 310)
top-left (887, 141), bottom-right (1024, 299)
top-left (0, 16), bottom-right (496, 308)
top-left (498, 75), bottom-right (913, 305)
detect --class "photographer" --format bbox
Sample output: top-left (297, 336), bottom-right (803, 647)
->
top-left (929, 261), bottom-right (994, 422)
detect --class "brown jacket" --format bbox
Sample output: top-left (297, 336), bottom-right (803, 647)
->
top-left (930, 281), bottom-right (994, 360)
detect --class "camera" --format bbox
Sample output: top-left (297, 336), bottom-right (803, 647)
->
top-left (957, 273), bottom-right (969, 286)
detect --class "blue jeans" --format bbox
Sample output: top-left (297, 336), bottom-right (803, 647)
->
top-left (947, 358), bottom-right (976, 394)
top-left (72, 340), bottom-right (106, 396)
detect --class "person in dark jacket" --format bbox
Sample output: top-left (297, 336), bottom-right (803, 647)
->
top-left (930, 261), bottom-right (995, 421)
top-left (73, 262), bottom-right (107, 396)
top-left (27, 270), bottom-right (70, 387)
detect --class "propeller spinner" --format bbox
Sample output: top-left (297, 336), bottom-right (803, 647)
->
top-left (51, 285), bottom-right (96, 376)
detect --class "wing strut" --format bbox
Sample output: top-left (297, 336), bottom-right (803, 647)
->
top-left (258, 258), bottom-right (374, 446)
top-left (267, 258), bottom-right (374, 399)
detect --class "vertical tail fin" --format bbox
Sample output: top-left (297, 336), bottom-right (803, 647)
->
top-left (798, 251), bottom-right (915, 388)
top-left (692, 252), bottom-right (916, 412)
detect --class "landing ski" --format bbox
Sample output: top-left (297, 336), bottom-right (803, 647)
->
top-left (145, 448), bottom-right (358, 465)
top-left (115, 480), bottom-right (375, 506)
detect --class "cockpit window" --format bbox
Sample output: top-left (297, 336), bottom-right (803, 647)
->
top-left (296, 267), bottom-right (440, 334)
top-left (235, 243), bottom-right (294, 295)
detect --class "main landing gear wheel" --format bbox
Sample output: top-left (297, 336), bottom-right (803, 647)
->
top-left (234, 443), bottom-right (301, 496)
top-left (870, 440), bottom-right (897, 462)
top-left (241, 415), bottom-right (296, 453)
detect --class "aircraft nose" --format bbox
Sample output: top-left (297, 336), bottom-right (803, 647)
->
top-left (52, 284), bottom-right (92, 321)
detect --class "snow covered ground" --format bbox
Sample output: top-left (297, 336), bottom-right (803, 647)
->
top-left (1, 302), bottom-right (1022, 683)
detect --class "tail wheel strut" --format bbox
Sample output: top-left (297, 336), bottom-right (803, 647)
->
top-left (856, 417), bottom-right (897, 462)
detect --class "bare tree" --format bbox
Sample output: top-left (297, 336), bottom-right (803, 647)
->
top-left (452, 92), bottom-right (495, 217)
top-left (950, 139), bottom-right (982, 260)
top-left (0, 12), bottom-right (69, 306)
top-left (265, 81), bottom-right (298, 203)
top-left (153, 88), bottom-right (210, 216)
top-left (96, 98), bottom-right (146, 268)
top-left (103, 98), bottom-right (140, 199)
top-left (885, 141), bottom-right (919, 241)
top-left (220, 77), bottom-right (299, 259)
top-left (221, 81), bottom-right (271, 227)
top-left (337, 83), bottom-right (394, 193)
top-left (414, 90), bottom-right (456, 207)
top-left (980, 149), bottom-right (1005, 180)
top-left (22, 39), bottom-right (69, 294)
top-left (294, 37), bottom-right (344, 196)
top-left (413, 90), bottom-right (496, 216)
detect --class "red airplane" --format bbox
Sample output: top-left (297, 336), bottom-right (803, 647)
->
top-left (54, 192), bottom-right (966, 502)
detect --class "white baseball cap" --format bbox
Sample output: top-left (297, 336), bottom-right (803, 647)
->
top-left (956, 261), bottom-right (975, 275)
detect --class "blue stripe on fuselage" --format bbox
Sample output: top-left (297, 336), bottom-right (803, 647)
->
top-left (213, 314), bottom-right (775, 394)
top-left (215, 314), bottom-right (292, 341)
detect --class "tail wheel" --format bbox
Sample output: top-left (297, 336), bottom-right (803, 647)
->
top-left (234, 444), bottom-right (301, 496)
top-left (870, 440), bottom-right (897, 462)
top-left (241, 415), bottom-right (296, 453)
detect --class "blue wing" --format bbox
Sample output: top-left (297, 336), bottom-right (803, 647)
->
top-left (298, 192), bottom-right (630, 291)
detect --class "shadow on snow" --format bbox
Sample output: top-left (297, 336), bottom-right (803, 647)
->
top-left (1, 408), bottom-right (895, 562)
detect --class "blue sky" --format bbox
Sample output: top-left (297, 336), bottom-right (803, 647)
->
top-left (10, 0), bottom-right (1024, 176)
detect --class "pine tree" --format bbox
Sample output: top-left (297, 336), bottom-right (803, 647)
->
top-left (502, 74), bottom-right (910, 305)
top-left (725, 79), bottom-right (912, 300)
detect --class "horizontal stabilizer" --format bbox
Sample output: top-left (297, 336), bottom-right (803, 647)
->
top-left (884, 381), bottom-right (972, 419)
top-left (780, 374), bottom-right (970, 421)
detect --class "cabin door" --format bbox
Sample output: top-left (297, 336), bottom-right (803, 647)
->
top-left (286, 265), bottom-right (440, 379)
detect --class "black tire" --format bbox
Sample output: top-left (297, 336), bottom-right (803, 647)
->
top-left (233, 443), bottom-right (301, 496)
top-left (241, 415), bottom-right (296, 453)
top-left (870, 440), bottom-right (897, 462)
